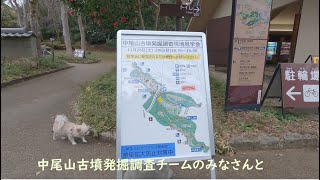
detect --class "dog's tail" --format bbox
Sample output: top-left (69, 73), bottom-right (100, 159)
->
top-left (54, 115), bottom-right (67, 130)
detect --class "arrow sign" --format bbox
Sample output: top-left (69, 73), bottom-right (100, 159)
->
top-left (286, 86), bottom-right (301, 101)
top-left (193, 6), bottom-right (200, 16)
top-left (160, 4), bottom-right (201, 17)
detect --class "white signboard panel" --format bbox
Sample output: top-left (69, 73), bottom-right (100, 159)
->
top-left (74, 49), bottom-right (85, 58)
top-left (116, 30), bottom-right (215, 162)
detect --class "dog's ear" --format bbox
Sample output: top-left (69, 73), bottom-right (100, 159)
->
top-left (76, 128), bottom-right (81, 132)
top-left (82, 122), bottom-right (87, 126)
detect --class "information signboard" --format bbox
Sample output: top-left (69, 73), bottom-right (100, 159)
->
top-left (262, 63), bottom-right (319, 112)
top-left (159, 4), bottom-right (201, 17)
top-left (74, 49), bottom-right (85, 58)
top-left (116, 30), bottom-right (215, 166)
top-left (280, 63), bottom-right (319, 108)
top-left (226, 0), bottom-right (273, 110)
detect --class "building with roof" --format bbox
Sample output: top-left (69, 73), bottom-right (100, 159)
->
top-left (1, 28), bottom-right (38, 60)
top-left (187, 0), bottom-right (319, 65)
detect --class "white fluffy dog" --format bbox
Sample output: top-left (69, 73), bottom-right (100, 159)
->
top-left (52, 114), bottom-right (90, 145)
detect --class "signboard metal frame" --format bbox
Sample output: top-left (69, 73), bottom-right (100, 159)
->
top-left (116, 30), bottom-right (215, 179)
top-left (225, 0), bottom-right (273, 111)
top-left (261, 64), bottom-right (285, 114)
top-left (304, 55), bottom-right (319, 64)
top-left (261, 64), bottom-right (281, 101)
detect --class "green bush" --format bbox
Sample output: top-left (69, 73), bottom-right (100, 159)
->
top-left (77, 68), bottom-right (117, 136)
top-left (86, 29), bottom-right (107, 44)
top-left (106, 39), bottom-right (116, 49)
top-left (34, 56), bottom-right (66, 69)
top-left (1, 56), bottom-right (66, 83)
top-left (57, 53), bottom-right (100, 64)
top-left (41, 27), bottom-right (56, 40)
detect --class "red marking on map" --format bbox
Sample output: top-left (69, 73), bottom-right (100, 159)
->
top-left (182, 85), bottom-right (196, 91)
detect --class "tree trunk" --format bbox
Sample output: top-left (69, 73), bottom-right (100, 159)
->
top-left (77, 14), bottom-right (86, 50)
top-left (61, 4), bottom-right (72, 56)
top-left (29, 0), bottom-right (41, 56)
top-left (22, 0), bottom-right (29, 29)
top-left (150, 0), bottom-right (169, 31)
top-left (153, 7), bottom-right (160, 30)
top-left (161, 0), bottom-right (170, 31)
top-left (136, 0), bottom-right (145, 30)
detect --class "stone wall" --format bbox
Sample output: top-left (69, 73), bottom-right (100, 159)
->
top-left (1, 37), bottom-right (37, 60)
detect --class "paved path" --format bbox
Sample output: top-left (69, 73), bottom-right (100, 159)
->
top-left (1, 60), bottom-right (319, 179)
top-left (1, 59), bottom-right (117, 178)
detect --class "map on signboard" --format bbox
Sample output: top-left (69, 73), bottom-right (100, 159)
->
top-left (119, 34), bottom-right (212, 160)
top-left (234, 0), bottom-right (272, 39)
top-left (129, 62), bottom-right (209, 153)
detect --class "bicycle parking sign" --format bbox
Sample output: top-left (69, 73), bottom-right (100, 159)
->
top-left (262, 63), bottom-right (319, 115)
top-left (280, 63), bottom-right (319, 108)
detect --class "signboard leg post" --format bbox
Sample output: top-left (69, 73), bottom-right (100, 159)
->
top-left (176, 16), bottom-right (182, 31)
top-left (261, 64), bottom-right (280, 106)
top-left (279, 66), bottom-right (285, 117)
top-left (176, 0), bottom-right (182, 31)
top-left (210, 159), bottom-right (216, 179)
top-left (116, 168), bottom-right (122, 179)
top-left (304, 55), bottom-right (312, 63)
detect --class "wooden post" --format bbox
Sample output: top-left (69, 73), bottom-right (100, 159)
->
top-left (176, 0), bottom-right (182, 31)
top-left (159, 0), bottom-right (200, 31)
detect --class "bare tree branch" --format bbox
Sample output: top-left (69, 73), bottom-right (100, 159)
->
top-left (8, 0), bottom-right (24, 27)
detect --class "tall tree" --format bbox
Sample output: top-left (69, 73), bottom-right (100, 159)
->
top-left (147, 0), bottom-right (159, 30)
top-left (135, 0), bottom-right (145, 30)
top-left (29, 0), bottom-right (41, 55)
top-left (22, 0), bottom-right (29, 29)
top-left (39, 0), bottom-right (62, 40)
top-left (1, 2), bottom-right (19, 27)
top-left (77, 14), bottom-right (86, 50)
top-left (148, 0), bottom-right (171, 30)
top-left (61, 3), bottom-right (72, 55)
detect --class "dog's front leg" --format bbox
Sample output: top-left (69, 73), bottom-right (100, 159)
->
top-left (81, 136), bottom-right (87, 143)
top-left (67, 134), bottom-right (77, 145)
top-left (53, 132), bottom-right (57, 140)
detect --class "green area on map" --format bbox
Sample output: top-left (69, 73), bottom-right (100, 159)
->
top-left (130, 62), bottom-right (209, 153)
top-left (239, 11), bottom-right (265, 26)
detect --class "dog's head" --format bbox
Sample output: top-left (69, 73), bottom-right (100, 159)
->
top-left (73, 123), bottom-right (91, 136)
